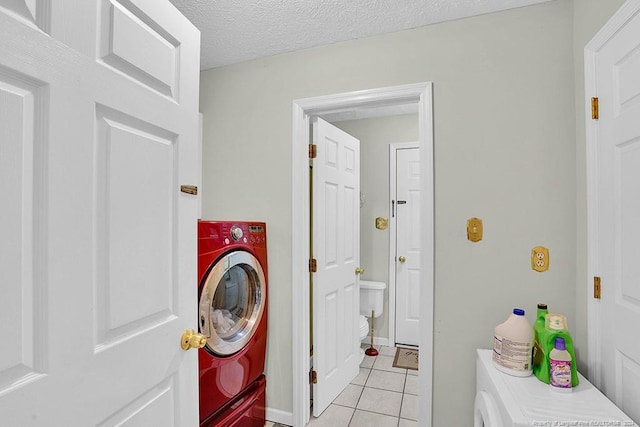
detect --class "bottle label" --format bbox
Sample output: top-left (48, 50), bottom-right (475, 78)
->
top-left (532, 339), bottom-right (544, 367)
top-left (493, 334), bottom-right (531, 371)
top-left (550, 359), bottom-right (572, 389)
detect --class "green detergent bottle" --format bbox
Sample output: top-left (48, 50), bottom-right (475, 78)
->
top-left (532, 305), bottom-right (578, 387)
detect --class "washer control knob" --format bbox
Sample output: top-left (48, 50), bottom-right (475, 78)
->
top-left (230, 226), bottom-right (243, 241)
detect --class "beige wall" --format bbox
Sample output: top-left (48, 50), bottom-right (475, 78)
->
top-left (572, 0), bottom-right (626, 374)
top-left (334, 115), bottom-right (419, 340)
top-left (199, 0), bottom-right (594, 424)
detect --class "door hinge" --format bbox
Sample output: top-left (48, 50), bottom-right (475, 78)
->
top-left (594, 276), bottom-right (601, 299)
top-left (591, 97), bottom-right (599, 120)
top-left (309, 258), bottom-right (317, 273)
top-left (309, 144), bottom-right (317, 159)
top-left (180, 185), bottom-right (198, 195)
top-left (309, 369), bottom-right (317, 384)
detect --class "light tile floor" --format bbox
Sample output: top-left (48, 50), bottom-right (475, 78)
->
top-left (266, 344), bottom-right (418, 427)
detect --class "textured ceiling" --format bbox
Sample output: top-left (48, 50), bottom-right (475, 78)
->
top-left (169, 0), bottom-right (555, 70)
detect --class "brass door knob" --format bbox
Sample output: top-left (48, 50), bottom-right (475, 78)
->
top-left (181, 328), bottom-right (206, 350)
top-left (398, 256), bottom-right (406, 263)
top-left (355, 267), bottom-right (365, 275)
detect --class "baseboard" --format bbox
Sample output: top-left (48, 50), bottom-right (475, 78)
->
top-left (361, 336), bottom-right (390, 347)
top-left (266, 407), bottom-right (293, 426)
top-left (374, 337), bottom-right (390, 347)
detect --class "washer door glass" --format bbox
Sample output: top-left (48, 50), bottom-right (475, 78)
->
top-left (199, 250), bottom-right (266, 356)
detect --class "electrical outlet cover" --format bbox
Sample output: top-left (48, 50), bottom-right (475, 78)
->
top-left (531, 246), bottom-right (549, 272)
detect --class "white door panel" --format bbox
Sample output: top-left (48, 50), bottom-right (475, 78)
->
top-left (312, 118), bottom-right (360, 417)
top-left (395, 147), bottom-right (421, 347)
top-left (0, 1), bottom-right (200, 425)
top-left (589, 2), bottom-right (640, 423)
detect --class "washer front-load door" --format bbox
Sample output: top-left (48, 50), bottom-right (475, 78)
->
top-left (199, 250), bottom-right (266, 356)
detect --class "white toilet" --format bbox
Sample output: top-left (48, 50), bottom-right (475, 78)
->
top-left (359, 280), bottom-right (386, 361)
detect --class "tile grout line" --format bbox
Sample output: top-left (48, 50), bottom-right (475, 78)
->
top-left (398, 370), bottom-right (408, 425)
top-left (399, 386), bottom-right (405, 421)
top-left (348, 356), bottom-right (372, 426)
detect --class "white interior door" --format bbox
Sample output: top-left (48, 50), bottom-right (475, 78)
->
top-left (311, 118), bottom-right (360, 417)
top-left (394, 147), bottom-right (421, 347)
top-left (588, 1), bottom-right (640, 423)
top-left (0, 1), bottom-right (201, 425)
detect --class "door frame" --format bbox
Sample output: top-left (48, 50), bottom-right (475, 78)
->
top-left (291, 83), bottom-right (434, 426)
top-left (388, 141), bottom-right (420, 347)
top-left (584, 0), bottom-right (640, 388)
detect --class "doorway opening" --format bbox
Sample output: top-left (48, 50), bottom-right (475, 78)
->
top-left (291, 83), bottom-right (434, 426)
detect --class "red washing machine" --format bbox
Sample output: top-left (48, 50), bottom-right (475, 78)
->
top-left (197, 221), bottom-right (268, 427)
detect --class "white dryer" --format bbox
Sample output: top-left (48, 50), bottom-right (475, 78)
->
top-left (475, 349), bottom-right (637, 426)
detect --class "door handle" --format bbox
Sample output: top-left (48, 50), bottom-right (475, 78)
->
top-left (398, 256), bottom-right (406, 263)
top-left (180, 329), bottom-right (206, 350)
top-left (355, 267), bottom-right (365, 275)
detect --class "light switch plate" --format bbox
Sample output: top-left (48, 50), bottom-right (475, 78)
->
top-left (531, 246), bottom-right (549, 272)
top-left (467, 217), bottom-right (483, 242)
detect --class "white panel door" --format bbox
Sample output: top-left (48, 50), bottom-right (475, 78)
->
top-left (0, 1), bottom-right (201, 425)
top-left (590, 2), bottom-right (640, 424)
top-left (394, 147), bottom-right (421, 347)
top-left (312, 118), bottom-right (360, 417)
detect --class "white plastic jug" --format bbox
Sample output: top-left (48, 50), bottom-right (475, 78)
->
top-left (493, 308), bottom-right (533, 377)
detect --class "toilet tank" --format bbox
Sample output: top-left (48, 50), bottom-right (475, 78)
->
top-left (360, 280), bottom-right (386, 317)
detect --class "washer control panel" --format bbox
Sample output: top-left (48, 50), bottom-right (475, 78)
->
top-left (199, 221), bottom-right (266, 249)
